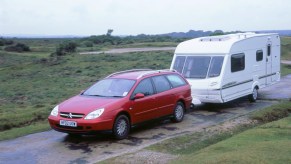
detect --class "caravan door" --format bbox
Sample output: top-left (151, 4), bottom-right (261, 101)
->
top-left (265, 42), bottom-right (272, 85)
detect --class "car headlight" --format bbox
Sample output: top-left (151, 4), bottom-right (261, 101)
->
top-left (85, 108), bottom-right (104, 119)
top-left (50, 105), bottom-right (59, 116)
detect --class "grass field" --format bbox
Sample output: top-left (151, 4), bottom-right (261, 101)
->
top-left (281, 37), bottom-right (291, 60)
top-left (172, 115), bottom-right (291, 164)
top-left (0, 37), bottom-right (291, 141)
top-left (145, 101), bottom-right (291, 164)
top-left (0, 50), bottom-right (172, 136)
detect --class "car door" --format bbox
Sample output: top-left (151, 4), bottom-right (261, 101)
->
top-left (152, 75), bottom-right (176, 117)
top-left (130, 78), bottom-right (157, 124)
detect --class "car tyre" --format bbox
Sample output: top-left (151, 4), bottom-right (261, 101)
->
top-left (113, 115), bottom-right (130, 140)
top-left (171, 102), bottom-right (185, 123)
top-left (248, 87), bottom-right (258, 102)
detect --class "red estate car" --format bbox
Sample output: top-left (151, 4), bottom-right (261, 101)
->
top-left (48, 69), bottom-right (192, 139)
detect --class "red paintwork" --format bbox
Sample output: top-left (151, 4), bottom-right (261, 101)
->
top-left (48, 71), bottom-right (192, 134)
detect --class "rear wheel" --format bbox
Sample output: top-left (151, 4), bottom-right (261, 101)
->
top-left (248, 87), bottom-right (258, 102)
top-left (113, 115), bottom-right (130, 140)
top-left (171, 102), bottom-right (185, 123)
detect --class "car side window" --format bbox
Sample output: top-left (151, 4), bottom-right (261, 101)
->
top-left (166, 74), bottom-right (186, 88)
top-left (152, 75), bottom-right (171, 93)
top-left (132, 78), bottom-right (154, 97)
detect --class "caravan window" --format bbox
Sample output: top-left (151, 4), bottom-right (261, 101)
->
top-left (173, 56), bottom-right (186, 73)
top-left (182, 56), bottom-right (211, 78)
top-left (231, 53), bottom-right (245, 72)
top-left (256, 50), bottom-right (263, 61)
top-left (267, 44), bottom-right (271, 56)
top-left (208, 56), bottom-right (224, 77)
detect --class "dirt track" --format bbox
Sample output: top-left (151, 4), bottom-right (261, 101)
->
top-left (79, 47), bottom-right (176, 55)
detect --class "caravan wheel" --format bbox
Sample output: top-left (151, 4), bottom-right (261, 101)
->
top-left (248, 87), bottom-right (258, 102)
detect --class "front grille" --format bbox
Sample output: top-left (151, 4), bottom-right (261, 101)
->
top-left (60, 112), bottom-right (84, 119)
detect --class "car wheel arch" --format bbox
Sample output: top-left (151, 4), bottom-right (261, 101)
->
top-left (115, 111), bottom-right (131, 125)
top-left (177, 99), bottom-right (186, 111)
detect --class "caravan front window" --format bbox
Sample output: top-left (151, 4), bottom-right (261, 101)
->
top-left (182, 56), bottom-right (211, 78)
top-left (173, 55), bottom-right (224, 79)
top-left (173, 56), bottom-right (186, 73)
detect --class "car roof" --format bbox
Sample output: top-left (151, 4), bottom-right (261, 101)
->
top-left (106, 69), bottom-right (178, 80)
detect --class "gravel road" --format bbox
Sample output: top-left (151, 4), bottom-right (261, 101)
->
top-left (79, 47), bottom-right (176, 55)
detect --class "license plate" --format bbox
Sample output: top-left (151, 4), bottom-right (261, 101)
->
top-left (60, 120), bottom-right (77, 127)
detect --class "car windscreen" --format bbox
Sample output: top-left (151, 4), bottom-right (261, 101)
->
top-left (173, 55), bottom-right (224, 79)
top-left (82, 79), bottom-right (136, 97)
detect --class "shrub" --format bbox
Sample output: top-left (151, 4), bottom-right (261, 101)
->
top-left (0, 38), bottom-right (14, 46)
top-left (82, 41), bottom-right (93, 47)
top-left (52, 41), bottom-right (77, 56)
top-left (4, 43), bottom-right (30, 52)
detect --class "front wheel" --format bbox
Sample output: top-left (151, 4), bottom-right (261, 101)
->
top-left (113, 115), bottom-right (130, 140)
top-left (248, 87), bottom-right (258, 102)
top-left (171, 102), bottom-right (185, 123)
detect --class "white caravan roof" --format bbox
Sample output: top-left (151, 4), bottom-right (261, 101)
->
top-left (175, 32), bottom-right (278, 54)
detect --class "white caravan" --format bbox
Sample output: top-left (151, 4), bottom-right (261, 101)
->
top-left (170, 33), bottom-right (280, 105)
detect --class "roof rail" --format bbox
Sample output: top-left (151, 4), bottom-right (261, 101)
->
top-left (137, 69), bottom-right (177, 79)
top-left (106, 69), bottom-right (152, 78)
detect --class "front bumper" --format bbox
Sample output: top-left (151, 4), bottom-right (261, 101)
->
top-left (48, 116), bottom-right (113, 134)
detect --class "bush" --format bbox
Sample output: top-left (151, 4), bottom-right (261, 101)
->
top-left (4, 43), bottom-right (30, 52)
top-left (82, 41), bottom-right (93, 47)
top-left (52, 41), bottom-right (77, 56)
top-left (0, 38), bottom-right (14, 46)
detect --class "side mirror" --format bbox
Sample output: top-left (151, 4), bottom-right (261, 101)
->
top-left (134, 93), bottom-right (145, 100)
top-left (80, 90), bottom-right (85, 95)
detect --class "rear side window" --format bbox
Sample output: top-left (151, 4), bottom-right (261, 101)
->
top-left (173, 56), bottom-right (186, 73)
top-left (152, 76), bottom-right (171, 93)
top-left (132, 78), bottom-right (154, 97)
top-left (231, 53), bottom-right (245, 72)
top-left (166, 74), bottom-right (186, 87)
top-left (256, 50), bottom-right (263, 61)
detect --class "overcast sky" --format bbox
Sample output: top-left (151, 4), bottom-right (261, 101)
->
top-left (0, 0), bottom-right (290, 36)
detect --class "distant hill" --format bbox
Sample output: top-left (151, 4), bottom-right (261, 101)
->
top-left (255, 30), bottom-right (291, 36)
top-left (159, 30), bottom-right (291, 38)
top-left (160, 30), bottom-right (213, 38)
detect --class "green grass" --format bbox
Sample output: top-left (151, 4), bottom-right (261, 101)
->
top-left (147, 101), bottom-right (291, 153)
top-left (147, 126), bottom-right (252, 155)
top-left (172, 115), bottom-right (291, 164)
top-left (145, 101), bottom-right (291, 164)
top-left (281, 64), bottom-right (291, 76)
top-left (0, 49), bottom-right (173, 138)
top-left (281, 37), bottom-right (291, 60)
top-left (250, 101), bottom-right (291, 122)
top-left (0, 121), bottom-right (50, 141)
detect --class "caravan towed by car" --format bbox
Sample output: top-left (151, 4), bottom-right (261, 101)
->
top-left (170, 33), bottom-right (281, 105)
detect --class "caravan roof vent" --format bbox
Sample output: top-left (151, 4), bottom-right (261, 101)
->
top-left (199, 36), bottom-right (231, 42)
